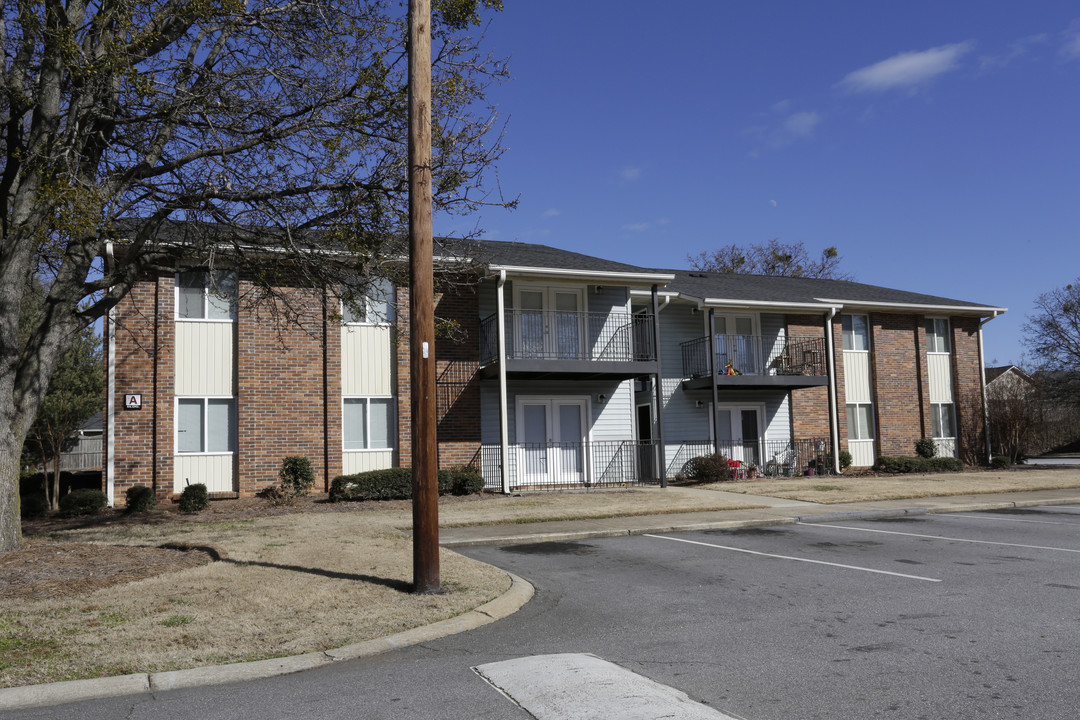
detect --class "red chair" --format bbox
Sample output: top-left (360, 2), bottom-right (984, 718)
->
top-left (727, 459), bottom-right (743, 479)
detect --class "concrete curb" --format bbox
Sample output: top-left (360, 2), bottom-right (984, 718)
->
top-left (796, 508), bottom-right (929, 523)
top-left (0, 572), bottom-right (534, 713)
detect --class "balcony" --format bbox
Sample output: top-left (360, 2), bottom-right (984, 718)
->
top-left (479, 310), bottom-right (657, 380)
top-left (680, 334), bottom-right (829, 390)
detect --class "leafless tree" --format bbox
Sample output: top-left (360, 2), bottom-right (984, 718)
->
top-left (689, 239), bottom-right (853, 280)
top-left (0, 0), bottom-right (510, 551)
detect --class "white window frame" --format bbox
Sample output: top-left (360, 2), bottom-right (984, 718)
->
top-left (841, 314), bottom-right (869, 352)
top-left (342, 396), bottom-right (396, 451)
top-left (846, 402), bottom-right (875, 441)
top-left (343, 278), bottom-right (395, 326)
top-left (175, 396), bottom-right (237, 454)
top-left (930, 402), bottom-right (956, 440)
top-left (175, 270), bottom-right (238, 322)
top-left (925, 317), bottom-right (951, 354)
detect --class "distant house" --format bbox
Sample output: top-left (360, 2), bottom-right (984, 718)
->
top-left (101, 232), bottom-right (1005, 505)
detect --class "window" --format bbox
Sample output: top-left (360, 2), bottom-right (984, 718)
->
top-left (925, 318), bottom-right (951, 353)
top-left (177, 270), bottom-right (237, 320)
top-left (177, 398), bottom-right (236, 453)
top-left (841, 314), bottom-right (869, 351)
top-left (846, 403), bottom-right (874, 440)
top-left (931, 403), bottom-right (956, 439)
top-left (343, 397), bottom-right (395, 450)
top-left (343, 278), bottom-right (395, 325)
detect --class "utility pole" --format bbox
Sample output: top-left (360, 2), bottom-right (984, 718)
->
top-left (408, 0), bottom-right (440, 594)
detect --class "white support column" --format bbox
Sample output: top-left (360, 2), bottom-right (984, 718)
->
top-left (497, 271), bottom-right (510, 494)
top-left (826, 308), bottom-right (841, 474)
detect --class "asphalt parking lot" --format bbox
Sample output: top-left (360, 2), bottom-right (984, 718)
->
top-left (10, 505), bottom-right (1080, 719)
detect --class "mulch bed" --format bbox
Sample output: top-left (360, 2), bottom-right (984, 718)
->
top-left (0, 542), bottom-right (217, 601)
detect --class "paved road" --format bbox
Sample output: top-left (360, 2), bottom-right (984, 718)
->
top-left (10, 505), bottom-right (1080, 719)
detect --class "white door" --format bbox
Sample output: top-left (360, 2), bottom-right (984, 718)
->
top-left (517, 397), bottom-right (588, 484)
top-left (713, 405), bottom-right (764, 467)
top-left (515, 286), bottom-right (584, 360)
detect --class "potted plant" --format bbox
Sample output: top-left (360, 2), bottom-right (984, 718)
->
top-left (746, 464), bottom-right (759, 479)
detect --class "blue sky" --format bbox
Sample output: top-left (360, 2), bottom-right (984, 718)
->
top-left (438, 1), bottom-right (1080, 366)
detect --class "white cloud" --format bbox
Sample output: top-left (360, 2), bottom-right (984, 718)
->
top-left (542, 208), bottom-right (561, 218)
top-left (837, 42), bottom-right (974, 93)
top-left (784, 111), bottom-right (821, 138)
top-left (623, 222), bottom-right (650, 232)
top-left (1060, 24), bottom-right (1080, 60)
top-left (621, 166), bottom-right (642, 182)
top-left (770, 199), bottom-right (777, 208)
top-left (979, 34), bottom-right (1048, 70)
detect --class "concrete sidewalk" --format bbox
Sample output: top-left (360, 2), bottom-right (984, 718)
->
top-left (439, 487), bottom-right (1080, 547)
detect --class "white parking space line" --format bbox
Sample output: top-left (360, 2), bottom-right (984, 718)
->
top-left (473, 653), bottom-right (743, 719)
top-left (947, 514), bottom-right (1079, 526)
top-left (644, 534), bottom-right (941, 582)
top-left (799, 522), bottom-right (1080, 554)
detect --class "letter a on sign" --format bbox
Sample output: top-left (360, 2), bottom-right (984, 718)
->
top-left (125, 394), bottom-right (143, 410)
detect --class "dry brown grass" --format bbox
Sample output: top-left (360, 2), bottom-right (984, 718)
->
top-left (2, 511), bottom-right (507, 689)
top-left (702, 465), bottom-right (1080, 503)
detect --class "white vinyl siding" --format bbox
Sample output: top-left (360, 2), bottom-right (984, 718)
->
top-left (341, 325), bottom-right (393, 396)
top-left (928, 354), bottom-right (954, 403)
top-left (175, 322), bottom-right (234, 396)
top-left (343, 397), bottom-right (395, 451)
top-left (174, 455), bottom-right (235, 494)
top-left (342, 451), bottom-right (394, 475)
top-left (176, 270), bottom-right (237, 321)
top-left (176, 397), bottom-right (236, 454)
top-left (843, 352), bottom-right (873, 403)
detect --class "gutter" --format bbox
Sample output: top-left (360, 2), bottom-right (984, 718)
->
top-left (105, 241), bottom-right (116, 506)
top-left (814, 298), bottom-right (1008, 317)
top-left (825, 307), bottom-right (841, 474)
top-left (496, 270), bottom-right (510, 494)
top-left (489, 265), bottom-right (674, 286)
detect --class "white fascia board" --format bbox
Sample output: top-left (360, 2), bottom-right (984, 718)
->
top-left (490, 265), bottom-right (674, 286)
top-left (629, 288), bottom-right (680, 298)
top-left (700, 297), bottom-right (837, 311)
top-left (814, 298), bottom-right (1008, 316)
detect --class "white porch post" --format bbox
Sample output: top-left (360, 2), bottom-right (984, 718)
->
top-left (826, 307), bottom-right (841, 474)
top-left (497, 271), bottom-right (510, 494)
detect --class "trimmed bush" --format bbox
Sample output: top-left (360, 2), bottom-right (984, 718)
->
top-left (125, 485), bottom-right (157, 513)
top-left (441, 465), bottom-right (485, 496)
top-left (329, 465), bottom-right (487, 502)
top-left (990, 455), bottom-right (1012, 469)
top-left (839, 450), bottom-right (853, 471)
top-left (875, 456), bottom-right (963, 474)
top-left (279, 456), bottom-right (315, 497)
top-left (20, 492), bottom-right (48, 519)
top-left (683, 454), bottom-right (732, 483)
top-left (330, 469), bottom-right (413, 502)
top-left (179, 483), bottom-right (209, 513)
top-left (58, 488), bottom-right (108, 517)
top-left (914, 438), bottom-right (936, 459)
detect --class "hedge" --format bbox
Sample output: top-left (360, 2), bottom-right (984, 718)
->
top-left (875, 456), bottom-right (964, 474)
top-left (58, 488), bottom-right (108, 517)
top-left (329, 466), bottom-right (485, 502)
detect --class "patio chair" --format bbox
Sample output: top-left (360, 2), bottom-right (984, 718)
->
top-left (766, 448), bottom-right (798, 477)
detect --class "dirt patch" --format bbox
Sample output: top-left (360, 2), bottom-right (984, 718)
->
top-left (0, 542), bottom-right (217, 601)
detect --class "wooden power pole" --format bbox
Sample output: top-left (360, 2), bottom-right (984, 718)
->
top-left (408, 0), bottom-right (440, 594)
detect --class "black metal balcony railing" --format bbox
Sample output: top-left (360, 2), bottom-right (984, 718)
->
top-left (665, 438), bottom-right (834, 479)
top-left (681, 334), bottom-right (827, 379)
top-left (472, 440), bottom-right (659, 490)
top-left (480, 310), bottom-right (655, 366)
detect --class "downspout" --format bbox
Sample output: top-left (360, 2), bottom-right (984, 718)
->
top-left (825, 307), bottom-right (841, 474)
top-left (651, 286), bottom-right (667, 487)
top-left (708, 308), bottom-right (720, 457)
top-left (979, 311), bottom-right (1000, 462)
top-left (496, 270), bottom-right (510, 494)
top-left (105, 241), bottom-right (116, 506)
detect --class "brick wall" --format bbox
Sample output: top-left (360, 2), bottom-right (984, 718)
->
top-left (869, 313), bottom-right (926, 457)
top-left (106, 276), bottom-right (175, 504)
top-left (787, 314), bottom-right (833, 441)
top-left (395, 282), bottom-right (483, 469)
top-left (236, 282), bottom-right (331, 495)
top-left (952, 316), bottom-right (986, 463)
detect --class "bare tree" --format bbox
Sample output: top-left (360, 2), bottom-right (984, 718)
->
top-left (689, 239), bottom-right (853, 280)
top-left (986, 370), bottom-right (1040, 463)
top-left (1024, 279), bottom-right (1080, 375)
top-left (0, 0), bottom-right (510, 551)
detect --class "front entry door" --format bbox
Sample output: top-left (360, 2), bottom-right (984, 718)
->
top-left (713, 405), bottom-right (764, 467)
top-left (517, 397), bottom-right (588, 485)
